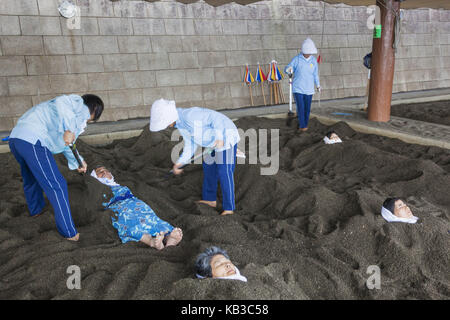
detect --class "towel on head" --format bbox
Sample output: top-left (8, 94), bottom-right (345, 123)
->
top-left (196, 267), bottom-right (247, 283)
top-left (90, 169), bottom-right (119, 187)
top-left (381, 206), bottom-right (419, 224)
top-left (323, 136), bottom-right (342, 144)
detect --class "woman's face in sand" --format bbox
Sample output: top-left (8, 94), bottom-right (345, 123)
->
top-left (394, 200), bottom-right (413, 219)
top-left (95, 167), bottom-right (113, 180)
top-left (329, 133), bottom-right (340, 141)
top-left (210, 254), bottom-right (236, 278)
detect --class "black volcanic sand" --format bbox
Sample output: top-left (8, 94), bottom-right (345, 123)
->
top-left (391, 100), bottom-right (450, 126)
top-left (0, 117), bottom-right (449, 300)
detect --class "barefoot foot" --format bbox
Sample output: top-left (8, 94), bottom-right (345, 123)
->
top-left (141, 232), bottom-right (165, 250)
top-left (196, 200), bottom-right (217, 208)
top-left (220, 210), bottom-right (234, 216)
top-left (67, 233), bottom-right (80, 241)
top-left (165, 228), bottom-right (183, 247)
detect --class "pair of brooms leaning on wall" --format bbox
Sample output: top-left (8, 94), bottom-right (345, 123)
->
top-left (7, 38), bottom-right (418, 281)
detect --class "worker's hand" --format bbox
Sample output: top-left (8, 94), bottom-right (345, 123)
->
top-left (172, 163), bottom-right (184, 175)
top-left (77, 161), bottom-right (87, 174)
top-left (287, 67), bottom-right (293, 75)
top-left (63, 130), bottom-right (75, 146)
top-left (214, 140), bottom-right (224, 149)
top-left (317, 86), bottom-right (321, 92)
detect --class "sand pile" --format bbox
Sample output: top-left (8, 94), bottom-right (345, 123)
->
top-left (391, 100), bottom-right (450, 126)
top-left (0, 117), bottom-right (449, 299)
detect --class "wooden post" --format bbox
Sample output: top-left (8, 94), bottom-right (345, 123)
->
top-left (367, 0), bottom-right (400, 122)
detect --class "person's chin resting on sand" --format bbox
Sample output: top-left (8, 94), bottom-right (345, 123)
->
top-left (92, 166), bottom-right (183, 250)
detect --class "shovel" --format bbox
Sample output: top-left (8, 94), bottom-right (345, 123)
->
top-left (69, 142), bottom-right (85, 175)
top-left (165, 147), bottom-right (214, 179)
top-left (286, 68), bottom-right (296, 127)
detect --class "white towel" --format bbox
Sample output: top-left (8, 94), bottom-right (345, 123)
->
top-left (196, 267), bottom-right (247, 283)
top-left (90, 169), bottom-right (119, 187)
top-left (323, 136), bottom-right (342, 144)
top-left (381, 206), bottom-right (419, 224)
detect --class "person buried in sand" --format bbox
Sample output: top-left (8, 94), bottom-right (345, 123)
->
top-left (284, 38), bottom-right (321, 133)
top-left (195, 246), bottom-right (247, 282)
top-left (381, 197), bottom-right (419, 224)
top-left (323, 131), bottom-right (342, 144)
top-left (149, 98), bottom-right (241, 216)
top-left (8, 94), bottom-right (104, 242)
top-left (91, 166), bottom-right (183, 250)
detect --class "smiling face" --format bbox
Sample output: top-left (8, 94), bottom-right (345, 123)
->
top-left (95, 166), bottom-right (113, 180)
top-left (210, 254), bottom-right (236, 278)
top-left (393, 200), bottom-right (413, 219)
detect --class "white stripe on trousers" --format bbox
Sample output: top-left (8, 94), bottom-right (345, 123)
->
top-left (32, 145), bottom-right (72, 237)
top-left (44, 148), bottom-right (76, 235)
top-left (224, 149), bottom-right (234, 211)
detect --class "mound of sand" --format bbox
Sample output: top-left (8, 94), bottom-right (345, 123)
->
top-left (391, 100), bottom-right (450, 126)
top-left (0, 117), bottom-right (449, 299)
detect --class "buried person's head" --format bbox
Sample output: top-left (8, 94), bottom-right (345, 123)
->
top-left (323, 131), bottom-right (342, 144)
top-left (381, 198), bottom-right (418, 224)
top-left (195, 246), bottom-right (247, 282)
top-left (90, 166), bottom-right (119, 186)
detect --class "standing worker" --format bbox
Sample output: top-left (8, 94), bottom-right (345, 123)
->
top-left (8, 94), bottom-right (104, 241)
top-left (149, 99), bottom-right (240, 216)
top-left (285, 38), bottom-right (321, 132)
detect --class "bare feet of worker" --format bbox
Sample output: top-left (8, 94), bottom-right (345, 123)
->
top-left (220, 210), bottom-right (234, 216)
top-left (197, 200), bottom-right (217, 208)
top-left (150, 232), bottom-right (165, 250)
top-left (67, 233), bottom-right (80, 241)
top-left (165, 228), bottom-right (183, 247)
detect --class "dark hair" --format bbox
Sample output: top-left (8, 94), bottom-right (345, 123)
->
top-left (195, 246), bottom-right (230, 278)
top-left (383, 197), bottom-right (400, 213)
top-left (82, 94), bottom-right (104, 122)
top-left (326, 131), bottom-right (336, 138)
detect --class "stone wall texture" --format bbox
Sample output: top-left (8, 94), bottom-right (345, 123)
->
top-left (1, 0), bottom-right (450, 130)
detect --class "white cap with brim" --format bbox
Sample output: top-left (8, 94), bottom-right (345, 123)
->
top-left (149, 98), bottom-right (178, 132)
top-left (301, 38), bottom-right (318, 55)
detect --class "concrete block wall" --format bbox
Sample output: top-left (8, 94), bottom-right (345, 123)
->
top-left (0, 0), bottom-right (449, 130)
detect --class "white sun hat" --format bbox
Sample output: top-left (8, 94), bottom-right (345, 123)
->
top-left (301, 38), bottom-right (318, 55)
top-left (149, 98), bottom-right (178, 132)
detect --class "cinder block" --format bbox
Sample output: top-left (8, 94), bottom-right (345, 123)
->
top-left (336, 21), bottom-right (359, 34)
top-left (132, 19), bottom-right (166, 35)
top-left (0, 96), bottom-right (33, 116)
top-left (0, 0), bottom-right (39, 15)
top-left (209, 35), bottom-right (238, 51)
top-left (113, 1), bottom-right (149, 18)
top-left (339, 48), bottom-right (359, 62)
top-left (0, 116), bottom-right (15, 131)
top-left (43, 36), bottom-right (83, 55)
top-left (322, 35), bottom-right (348, 49)
top-left (49, 74), bottom-right (89, 93)
top-left (7, 75), bottom-right (52, 96)
top-left (222, 20), bottom-right (247, 35)
top-left (164, 19), bottom-right (195, 35)
top-left (342, 74), bottom-right (365, 89)
top-left (0, 56), bottom-right (27, 76)
top-left (320, 75), bottom-right (344, 90)
top-left (123, 71), bottom-right (156, 89)
top-left (66, 55), bottom-right (104, 73)
top-left (347, 34), bottom-right (372, 48)
top-left (26, 56), bottom-right (68, 75)
top-left (127, 106), bottom-right (149, 119)
top-left (236, 36), bottom-right (263, 51)
top-left (186, 68), bottom-right (215, 85)
top-left (294, 21), bottom-right (323, 35)
top-left (169, 52), bottom-right (199, 69)
top-left (151, 36), bottom-right (183, 52)
top-left (82, 36), bottom-right (119, 54)
top-left (1, 36), bottom-right (44, 55)
top-left (137, 53), bottom-right (170, 71)
top-left (87, 72), bottom-right (125, 91)
top-left (182, 36), bottom-right (212, 52)
top-left (0, 16), bottom-right (21, 35)
top-left (155, 69), bottom-right (187, 87)
top-left (103, 54), bottom-right (138, 72)
top-left (61, 17), bottom-right (99, 36)
top-left (0, 77), bottom-right (8, 96)
top-left (173, 85), bottom-right (203, 102)
top-left (143, 87), bottom-right (175, 105)
top-left (201, 83), bottom-right (231, 101)
top-left (98, 18), bottom-right (133, 36)
top-left (198, 52), bottom-right (227, 68)
top-left (108, 88), bottom-right (143, 108)
top-left (117, 36), bottom-right (152, 53)
top-left (229, 82), bottom-right (251, 99)
top-left (225, 50), bottom-right (262, 67)
top-left (77, 0), bottom-right (115, 17)
top-left (20, 16), bottom-right (61, 36)
top-left (194, 20), bottom-right (222, 36)
top-left (37, 0), bottom-right (59, 16)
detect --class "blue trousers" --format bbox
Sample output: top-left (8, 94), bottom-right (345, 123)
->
top-left (202, 144), bottom-right (237, 211)
top-left (8, 138), bottom-right (78, 238)
top-left (294, 93), bottom-right (313, 129)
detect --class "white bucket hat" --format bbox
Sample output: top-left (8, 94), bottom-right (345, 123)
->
top-left (301, 38), bottom-right (318, 55)
top-left (149, 98), bottom-right (178, 132)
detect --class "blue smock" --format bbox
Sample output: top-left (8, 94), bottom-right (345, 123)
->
top-left (284, 54), bottom-right (320, 95)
